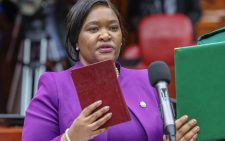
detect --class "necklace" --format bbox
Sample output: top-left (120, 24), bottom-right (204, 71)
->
top-left (115, 67), bottom-right (119, 77)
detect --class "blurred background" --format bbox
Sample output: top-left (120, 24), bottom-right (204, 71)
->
top-left (0, 0), bottom-right (225, 140)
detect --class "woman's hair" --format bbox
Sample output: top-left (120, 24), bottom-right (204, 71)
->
top-left (65, 0), bottom-right (127, 62)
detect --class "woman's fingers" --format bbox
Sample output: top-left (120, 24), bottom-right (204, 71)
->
top-left (90, 128), bottom-right (108, 139)
top-left (177, 119), bottom-right (197, 140)
top-left (164, 115), bottom-right (200, 141)
top-left (89, 112), bottom-right (112, 130)
top-left (189, 133), bottom-right (198, 141)
top-left (69, 101), bottom-right (112, 141)
top-left (176, 115), bottom-right (189, 129)
top-left (179, 126), bottom-right (200, 141)
top-left (87, 106), bottom-right (110, 123)
top-left (82, 100), bottom-right (102, 117)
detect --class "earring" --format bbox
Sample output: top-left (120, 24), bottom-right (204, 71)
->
top-left (121, 43), bottom-right (123, 46)
top-left (76, 47), bottom-right (79, 51)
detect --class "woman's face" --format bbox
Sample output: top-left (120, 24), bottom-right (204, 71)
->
top-left (77, 5), bottom-right (122, 66)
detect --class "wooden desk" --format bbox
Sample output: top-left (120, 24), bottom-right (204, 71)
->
top-left (0, 127), bottom-right (22, 141)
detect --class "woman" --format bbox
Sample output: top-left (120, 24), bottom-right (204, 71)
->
top-left (22, 0), bottom-right (200, 140)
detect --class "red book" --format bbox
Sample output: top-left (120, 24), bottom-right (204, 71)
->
top-left (71, 60), bottom-right (131, 128)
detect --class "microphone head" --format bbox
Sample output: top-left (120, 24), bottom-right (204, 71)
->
top-left (148, 61), bottom-right (171, 86)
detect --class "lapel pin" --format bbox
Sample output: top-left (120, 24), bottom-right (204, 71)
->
top-left (139, 101), bottom-right (147, 108)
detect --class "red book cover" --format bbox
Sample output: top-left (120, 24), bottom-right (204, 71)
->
top-left (71, 60), bottom-right (131, 128)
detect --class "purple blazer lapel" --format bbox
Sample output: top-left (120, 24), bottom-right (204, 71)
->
top-left (119, 67), bottom-right (164, 141)
top-left (121, 87), bottom-right (156, 141)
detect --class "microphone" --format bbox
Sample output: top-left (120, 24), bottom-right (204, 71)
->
top-left (148, 61), bottom-right (176, 141)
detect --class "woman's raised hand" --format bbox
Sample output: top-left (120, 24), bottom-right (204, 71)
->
top-left (164, 115), bottom-right (200, 141)
top-left (63, 100), bottom-right (112, 141)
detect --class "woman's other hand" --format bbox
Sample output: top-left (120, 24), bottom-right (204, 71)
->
top-left (164, 115), bottom-right (200, 141)
top-left (62, 100), bottom-right (112, 141)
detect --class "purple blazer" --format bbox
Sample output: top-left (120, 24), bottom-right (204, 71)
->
top-left (22, 62), bottom-right (163, 141)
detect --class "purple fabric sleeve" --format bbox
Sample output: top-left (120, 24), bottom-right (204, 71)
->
top-left (22, 73), bottom-right (61, 141)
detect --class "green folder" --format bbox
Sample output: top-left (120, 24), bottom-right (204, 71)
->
top-left (175, 41), bottom-right (225, 141)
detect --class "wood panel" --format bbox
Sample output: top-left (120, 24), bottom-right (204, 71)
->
top-left (0, 127), bottom-right (22, 141)
top-left (111, 0), bottom-right (128, 18)
top-left (201, 0), bottom-right (225, 10)
top-left (196, 0), bottom-right (225, 37)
